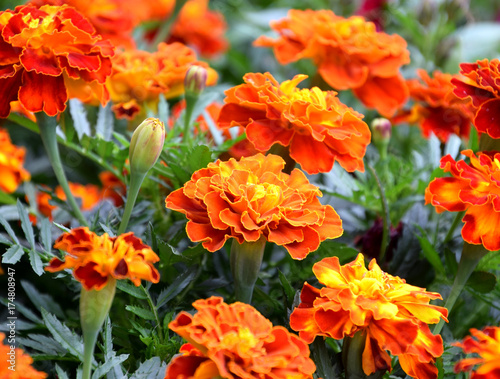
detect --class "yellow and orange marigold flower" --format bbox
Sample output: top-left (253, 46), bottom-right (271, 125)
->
top-left (454, 326), bottom-right (500, 379)
top-left (107, 42), bottom-right (217, 120)
top-left (394, 69), bottom-right (474, 142)
top-left (290, 253), bottom-right (448, 378)
top-left (165, 153), bottom-right (343, 259)
top-left (425, 149), bottom-right (500, 251)
top-left (0, 128), bottom-right (30, 193)
top-left (0, 333), bottom-right (47, 379)
top-left (217, 72), bottom-right (370, 174)
top-left (45, 227), bottom-right (160, 290)
top-left (165, 296), bottom-right (316, 379)
top-left (0, 4), bottom-right (114, 118)
top-left (452, 59), bottom-right (500, 138)
top-left (254, 9), bottom-right (410, 117)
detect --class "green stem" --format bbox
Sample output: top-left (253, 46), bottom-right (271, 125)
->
top-left (442, 211), bottom-right (465, 245)
top-left (149, 0), bottom-right (187, 50)
top-left (311, 338), bottom-right (336, 379)
top-left (117, 172), bottom-right (146, 234)
top-left (141, 284), bottom-right (164, 343)
top-left (183, 94), bottom-right (196, 147)
top-left (342, 331), bottom-right (385, 379)
top-left (82, 328), bottom-right (99, 379)
top-left (36, 113), bottom-right (88, 227)
top-left (367, 165), bottom-right (390, 264)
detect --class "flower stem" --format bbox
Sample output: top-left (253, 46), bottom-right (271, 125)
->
top-left (35, 112), bottom-right (88, 227)
top-left (230, 237), bottom-right (266, 304)
top-left (183, 95), bottom-right (196, 147)
top-left (141, 284), bottom-right (164, 343)
top-left (117, 172), bottom-right (146, 234)
top-left (442, 211), bottom-right (465, 245)
top-left (367, 165), bottom-right (390, 264)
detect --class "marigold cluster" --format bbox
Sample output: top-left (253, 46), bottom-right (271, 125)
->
top-left (165, 296), bottom-right (316, 379)
top-left (425, 149), bottom-right (500, 251)
top-left (218, 72), bottom-right (370, 174)
top-left (454, 326), bottom-right (500, 379)
top-left (0, 128), bottom-right (30, 193)
top-left (254, 9), bottom-right (410, 116)
top-left (45, 227), bottom-right (160, 290)
top-left (0, 4), bottom-right (114, 118)
top-left (0, 333), bottom-right (47, 378)
top-left (107, 42), bottom-right (217, 119)
top-left (165, 153), bottom-right (343, 259)
top-left (452, 59), bottom-right (500, 138)
top-left (395, 69), bottom-right (474, 142)
top-left (290, 253), bottom-right (448, 378)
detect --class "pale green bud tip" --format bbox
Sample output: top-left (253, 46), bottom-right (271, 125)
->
top-left (371, 118), bottom-right (392, 142)
top-left (184, 65), bottom-right (207, 96)
top-left (129, 117), bottom-right (165, 175)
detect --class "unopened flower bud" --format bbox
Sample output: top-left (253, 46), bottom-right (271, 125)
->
top-left (184, 65), bottom-right (207, 97)
top-left (371, 118), bottom-right (392, 142)
top-left (129, 118), bottom-right (165, 176)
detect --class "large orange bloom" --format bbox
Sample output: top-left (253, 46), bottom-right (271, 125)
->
top-left (107, 42), bottom-right (217, 119)
top-left (394, 69), bottom-right (474, 142)
top-left (0, 4), bottom-right (114, 118)
top-left (452, 59), bottom-right (500, 138)
top-left (165, 296), bottom-right (316, 379)
top-left (45, 227), bottom-right (160, 290)
top-left (254, 9), bottom-right (410, 117)
top-left (454, 326), bottom-right (500, 379)
top-left (425, 149), bottom-right (500, 251)
top-left (290, 253), bottom-right (448, 378)
top-left (0, 128), bottom-right (30, 193)
top-left (218, 73), bottom-right (370, 174)
top-left (165, 154), bottom-right (343, 259)
top-left (0, 333), bottom-right (47, 379)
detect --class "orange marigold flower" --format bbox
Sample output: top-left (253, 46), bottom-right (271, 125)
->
top-left (454, 326), bottom-right (500, 379)
top-left (452, 59), bottom-right (500, 139)
top-left (99, 171), bottom-right (126, 207)
top-left (165, 296), bottom-right (316, 379)
top-left (425, 149), bottom-right (500, 251)
top-left (254, 9), bottom-right (410, 117)
top-left (0, 333), bottom-right (47, 378)
top-left (55, 182), bottom-right (102, 211)
top-left (45, 227), bottom-right (160, 290)
top-left (165, 153), bottom-right (343, 259)
top-left (218, 72), bottom-right (370, 175)
top-left (0, 128), bottom-right (30, 193)
top-left (394, 69), bottom-right (474, 143)
top-left (290, 253), bottom-right (448, 378)
top-left (0, 4), bottom-right (114, 118)
top-left (107, 42), bottom-right (217, 120)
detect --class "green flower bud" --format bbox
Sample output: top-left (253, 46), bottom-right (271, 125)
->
top-left (184, 65), bottom-right (207, 97)
top-left (129, 117), bottom-right (165, 176)
top-left (371, 118), bottom-right (392, 143)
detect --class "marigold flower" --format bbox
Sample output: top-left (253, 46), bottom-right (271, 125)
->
top-left (0, 333), bottom-right (47, 379)
top-left (0, 4), bottom-right (114, 118)
top-left (394, 69), bottom-right (474, 142)
top-left (254, 9), bottom-right (410, 117)
top-left (55, 183), bottom-right (102, 211)
top-left (165, 153), bottom-right (343, 259)
top-left (0, 128), bottom-right (30, 193)
top-left (99, 171), bottom-right (126, 207)
top-left (218, 72), bottom-right (370, 174)
top-left (452, 59), bottom-right (500, 138)
top-left (45, 227), bottom-right (160, 290)
top-left (107, 42), bottom-right (217, 120)
top-left (454, 326), bottom-right (500, 378)
top-left (290, 253), bottom-right (448, 378)
top-left (165, 296), bottom-right (316, 379)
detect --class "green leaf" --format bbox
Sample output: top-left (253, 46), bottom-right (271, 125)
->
top-left (0, 190), bottom-right (16, 205)
top-left (415, 226), bottom-right (445, 276)
top-left (125, 305), bottom-right (156, 321)
top-left (95, 103), bottom-right (114, 141)
top-left (39, 218), bottom-right (52, 253)
top-left (28, 249), bottom-right (44, 276)
top-left (55, 364), bottom-right (70, 379)
top-left (41, 308), bottom-right (84, 360)
top-left (21, 280), bottom-right (65, 318)
top-left (188, 145), bottom-right (213, 173)
top-left (467, 271), bottom-right (497, 293)
top-left (16, 334), bottom-right (63, 356)
top-left (69, 99), bottom-right (91, 140)
top-left (0, 296), bottom-right (42, 323)
top-left (92, 354), bottom-right (129, 379)
top-left (156, 265), bottom-right (198, 309)
top-left (0, 214), bottom-right (19, 244)
top-left (116, 280), bottom-right (148, 299)
top-left (444, 247), bottom-right (458, 276)
top-left (130, 357), bottom-right (167, 379)
top-left (53, 222), bottom-right (71, 233)
top-left (278, 269), bottom-right (296, 308)
top-left (99, 222), bottom-right (115, 237)
top-left (2, 245), bottom-right (24, 264)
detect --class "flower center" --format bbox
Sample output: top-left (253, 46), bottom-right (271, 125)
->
top-left (248, 183), bottom-right (283, 214)
top-left (219, 327), bottom-right (260, 355)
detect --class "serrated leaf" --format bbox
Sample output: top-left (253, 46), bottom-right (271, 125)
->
top-left (91, 354), bottom-right (129, 379)
top-left (41, 308), bottom-right (84, 360)
top-left (22, 280), bottom-right (65, 318)
top-left (69, 98), bottom-right (91, 140)
top-left (2, 245), bottom-right (24, 264)
top-left (0, 233), bottom-right (11, 244)
top-left (17, 199), bottom-right (35, 251)
top-left (0, 214), bottom-right (19, 244)
top-left (17, 335), bottom-right (63, 356)
top-left (467, 271), bottom-right (497, 293)
top-left (0, 296), bottom-right (42, 323)
top-left (125, 305), bottom-right (156, 320)
top-left (28, 249), bottom-right (44, 276)
top-left (156, 266), bottom-right (198, 309)
top-left (39, 218), bottom-right (52, 253)
top-left (188, 145), bottom-right (213, 173)
top-left (130, 357), bottom-right (167, 379)
top-left (55, 364), bottom-right (70, 379)
top-left (95, 103), bottom-right (113, 141)
top-left (116, 281), bottom-right (148, 299)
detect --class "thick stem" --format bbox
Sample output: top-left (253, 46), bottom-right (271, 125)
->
top-left (183, 94), bottom-right (196, 147)
top-left (36, 113), bottom-right (88, 226)
top-left (343, 331), bottom-right (385, 379)
top-left (117, 172), bottom-right (146, 234)
top-left (230, 237), bottom-right (266, 304)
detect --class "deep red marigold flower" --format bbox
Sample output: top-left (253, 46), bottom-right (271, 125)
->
top-left (0, 4), bottom-right (114, 118)
top-left (0, 333), bottom-right (47, 378)
top-left (290, 253), bottom-right (448, 378)
top-left (454, 326), bottom-right (500, 379)
top-left (0, 128), bottom-right (30, 193)
top-left (452, 59), bottom-right (500, 138)
top-left (218, 72), bottom-right (370, 174)
top-left (254, 9), bottom-right (410, 117)
top-left (425, 149), bottom-right (500, 251)
top-left (165, 296), bottom-right (316, 379)
top-left (45, 227), bottom-right (160, 290)
top-left (165, 153), bottom-right (343, 259)
top-left (107, 42), bottom-right (217, 120)
top-left (394, 69), bottom-right (474, 142)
